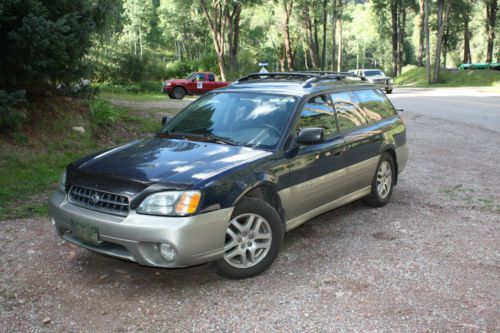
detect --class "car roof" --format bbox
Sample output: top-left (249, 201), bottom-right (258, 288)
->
top-left (217, 72), bottom-right (376, 98)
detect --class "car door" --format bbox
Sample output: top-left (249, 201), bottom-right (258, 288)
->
top-left (194, 73), bottom-right (208, 93)
top-left (281, 94), bottom-right (348, 226)
top-left (330, 90), bottom-right (382, 195)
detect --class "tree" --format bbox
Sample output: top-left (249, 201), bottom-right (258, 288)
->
top-left (331, 0), bottom-right (338, 71)
top-left (337, 0), bottom-right (343, 71)
top-left (484, 0), bottom-right (498, 63)
top-left (321, 0), bottom-right (328, 70)
top-left (282, 0), bottom-right (295, 71)
top-left (0, 0), bottom-right (96, 91)
top-left (425, 0), bottom-right (431, 83)
top-left (200, 0), bottom-right (229, 80)
top-left (417, 0), bottom-right (425, 66)
top-left (301, 1), bottom-right (320, 69)
top-left (122, 0), bottom-right (154, 59)
top-left (433, 0), bottom-right (450, 83)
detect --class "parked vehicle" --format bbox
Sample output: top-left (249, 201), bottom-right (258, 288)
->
top-left (162, 72), bottom-right (229, 99)
top-left (349, 69), bottom-right (393, 94)
top-left (49, 72), bottom-right (408, 279)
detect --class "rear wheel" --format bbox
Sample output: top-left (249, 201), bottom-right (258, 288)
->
top-left (364, 152), bottom-right (395, 207)
top-left (171, 86), bottom-right (186, 99)
top-left (211, 197), bottom-right (283, 279)
top-left (386, 88), bottom-right (393, 94)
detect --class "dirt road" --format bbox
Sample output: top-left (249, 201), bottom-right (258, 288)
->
top-left (1, 93), bottom-right (499, 332)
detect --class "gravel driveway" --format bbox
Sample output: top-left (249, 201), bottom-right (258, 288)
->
top-left (1, 100), bottom-right (499, 332)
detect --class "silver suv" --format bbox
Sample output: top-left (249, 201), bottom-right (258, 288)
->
top-left (349, 69), bottom-right (393, 94)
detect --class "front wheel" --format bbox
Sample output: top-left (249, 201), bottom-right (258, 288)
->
top-left (385, 88), bottom-right (393, 94)
top-left (364, 152), bottom-right (395, 207)
top-left (171, 86), bottom-right (186, 99)
top-left (211, 197), bottom-right (283, 279)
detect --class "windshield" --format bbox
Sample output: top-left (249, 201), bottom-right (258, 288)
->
top-left (364, 70), bottom-right (384, 76)
top-left (185, 73), bottom-right (195, 80)
top-left (160, 92), bottom-right (297, 149)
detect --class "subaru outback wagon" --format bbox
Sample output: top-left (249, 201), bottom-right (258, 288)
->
top-left (49, 72), bottom-right (408, 279)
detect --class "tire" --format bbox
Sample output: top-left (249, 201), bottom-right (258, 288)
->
top-left (364, 152), bottom-right (396, 207)
top-left (167, 92), bottom-right (174, 99)
top-left (171, 86), bottom-right (186, 99)
top-left (211, 197), bottom-right (283, 279)
top-left (386, 88), bottom-right (393, 94)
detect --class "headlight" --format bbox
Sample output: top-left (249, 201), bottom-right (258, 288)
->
top-left (166, 82), bottom-right (171, 86)
top-left (137, 191), bottom-right (201, 216)
top-left (58, 170), bottom-right (67, 192)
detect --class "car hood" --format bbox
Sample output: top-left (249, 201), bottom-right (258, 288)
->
top-left (366, 75), bottom-right (391, 80)
top-left (76, 137), bottom-right (271, 186)
top-left (165, 79), bottom-right (191, 85)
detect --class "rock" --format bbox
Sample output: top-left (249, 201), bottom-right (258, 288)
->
top-left (72, 126), bottom-right (85, 134)
top-left (100, 274), bottom-right (109, 280)
top-left (42, 317), bottom-right (51, 324)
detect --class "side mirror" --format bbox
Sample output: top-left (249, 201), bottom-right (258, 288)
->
top-left (297, 127), bottom-right (324, 145)
top-left (161, 116), bottom-right (171, 126)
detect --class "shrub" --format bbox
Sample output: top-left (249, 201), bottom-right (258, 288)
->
top-left (88, 97), bottom-right (119, 125)
top-left (0, 90), bottom-right (27, 130)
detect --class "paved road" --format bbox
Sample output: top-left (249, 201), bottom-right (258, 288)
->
top-left (389, 87), bottom-right (500, 132)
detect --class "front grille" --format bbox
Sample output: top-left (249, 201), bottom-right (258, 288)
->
top-left (68, 185), bottom-right (130, 216)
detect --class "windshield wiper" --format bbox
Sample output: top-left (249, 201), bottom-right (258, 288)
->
top-left (201, 134), bottom-right (238, 146)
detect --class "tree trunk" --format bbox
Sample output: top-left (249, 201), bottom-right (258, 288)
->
top-left (417, 0), bottom-right (425, 67)
top-left (485, 0), bottom-right (498, 63)
top-left (433, 0), bottom-right (450, 83)
top-left (302, 4), bottom-right (320, 69)
top-left (337, 0), bottom-right (343, 72)
top-left (200, 0), bottom-right (228, 81)
top-left (321, 0), bottom-right (328, 70)
top-left (391, 0), bottom-right (398, 76)
top-left (425, 0), bottom-right (431, 83)
top-left (283, 0), bottom-right (294, 71)
top-left (331, 0), bottom-right (337, 71)
top-left (463, 15), bottom-right (472, 64)
top-left (313, 2), bottom-right (320, 66)
top-left (227, 3), bottom-right (242, 75)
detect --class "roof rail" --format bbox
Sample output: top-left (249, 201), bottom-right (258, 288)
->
top-left (232, 71), bottom-right (368, 88)
top-left (234, 72), bottom-right (317, 84)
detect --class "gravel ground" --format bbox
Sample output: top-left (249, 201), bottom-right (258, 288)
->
top-left (1, 105), bottom-right (499, 332)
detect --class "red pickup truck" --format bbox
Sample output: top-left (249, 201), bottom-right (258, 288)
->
top-left (162, 72), bottom-right (229, 99)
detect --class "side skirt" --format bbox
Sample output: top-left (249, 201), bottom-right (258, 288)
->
top-left (285, 186), bottom-right (371, 232)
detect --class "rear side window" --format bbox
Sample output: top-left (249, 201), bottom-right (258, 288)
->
top-left (298, 94), bottom-right (337, 136)
top-left (330, 92), bottom-right (368, 131)
top-left (208, 73), bottom-right (215, 82)
top-left (353, 89), bottom-right (396, 122)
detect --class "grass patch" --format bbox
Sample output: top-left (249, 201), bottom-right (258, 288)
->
top-left (395, 67), bottom-right (500, 88)
top-left (96, 80), bottom-right (164, 95)
top-left (0, 95), bottom-right (163, 220)
top-left (100, 92), bottom-right (167, 102)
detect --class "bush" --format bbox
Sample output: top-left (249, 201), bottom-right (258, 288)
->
top-left (88, 97), bottom-right (119, 125)
top-left (0, 90), bottom-right (27, 130)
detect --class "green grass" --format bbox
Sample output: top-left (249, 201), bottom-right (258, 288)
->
top-left (0, 96), bottom-right (163, 220)
top-left (100, 92), bottom-right (167, 101)
top-left (395, 67), bottom-right (500, 88)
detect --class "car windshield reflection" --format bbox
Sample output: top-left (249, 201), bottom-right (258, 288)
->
top-left (160, 92), bottom-right (297, 150)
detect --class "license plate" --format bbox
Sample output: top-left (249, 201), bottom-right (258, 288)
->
top-left (71, 220), bottom-right (102, 246)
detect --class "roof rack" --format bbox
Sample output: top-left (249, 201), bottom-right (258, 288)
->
top-left (233, 71), bottom-right (367, 88)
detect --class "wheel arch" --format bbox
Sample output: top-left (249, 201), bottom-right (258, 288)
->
top-left (232, 182), bottom-right (285, 227)
top-left (381, 146), bottom-right (398, 184)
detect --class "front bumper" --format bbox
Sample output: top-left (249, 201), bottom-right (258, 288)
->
top-left (162, 86), bottom-right (173, 94)
top-left (48, 190), bottom-right (233, 268)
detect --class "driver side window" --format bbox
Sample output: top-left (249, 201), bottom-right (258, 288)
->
top-left (297, 94), bottom-right (337, 137)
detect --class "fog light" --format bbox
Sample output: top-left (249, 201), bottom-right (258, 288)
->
top-left (158, 243), bottom-right (176, 262)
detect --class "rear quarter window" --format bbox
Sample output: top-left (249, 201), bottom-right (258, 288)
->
top-left (353, 89), bottom-right (396, 122)
top-left (330, 92), bottom-right (368, 131)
